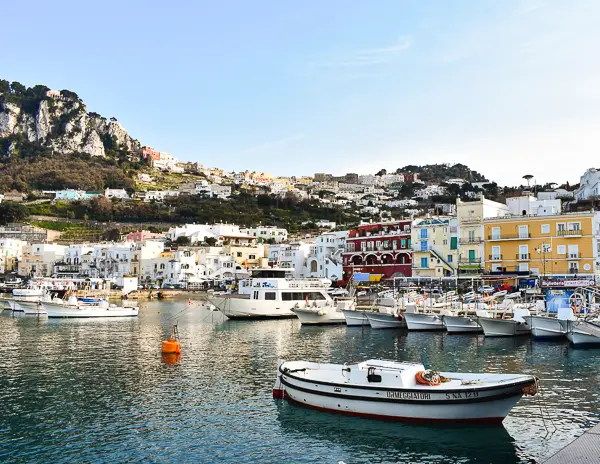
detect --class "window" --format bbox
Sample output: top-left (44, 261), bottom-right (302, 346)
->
top-left (253, 291), bottom-right (259, 299)
top-left (519, 263), bottom-right (529, 272)
top-left (420, 257), bottom-right (428, 268)
top-left (541, 224), bottom-right (550, 234)
top-left (518, 225), bottom-right (529, 238)
top-left (447, 255), bottom-right (453, 263)
top-left (491, 227), bottom-right (501, 240)
top-left (265, 292), bottom-right (276, 300)
top-left (468, 230), bottom-right (475, 241)
top-left (249, 255), bottom-right (256, 260)
top-left (492, 264), bottom-right (502, 272)
top-left (568, 244), bottom-right (579, 259)
top-left (542, 243), bottom-right (551, 253)
top-left (237, 252), bottom-right (242, 257)
top-left (400, 239), bottom-right (406, 248)
top-left (557, 245), bottom-right (566, 255)
top-left (491, 246), bottom-right (501, 260)
top-left (557, 223), bottom-right (566, 233)
top-left (567, 222), bottom-right (581, 232)
top-left (568, 262), bottom-right (579, 273)
top-left (443, 239), bottom-right (448, 246)
top-left (519, 245), bottom-right (529, 260)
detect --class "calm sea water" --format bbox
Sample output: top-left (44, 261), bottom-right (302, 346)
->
top-left (1, 300), bottom-right (599, 464)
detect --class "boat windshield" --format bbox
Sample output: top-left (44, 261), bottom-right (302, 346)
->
top-left (251, 270), bottom-right (286, 279)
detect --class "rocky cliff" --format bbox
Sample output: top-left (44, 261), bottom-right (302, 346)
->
top-left (0, 80), bottom-right (141, 159)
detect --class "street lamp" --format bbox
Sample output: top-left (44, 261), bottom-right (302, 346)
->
top-left (535, 243), bottom-right (550, 289)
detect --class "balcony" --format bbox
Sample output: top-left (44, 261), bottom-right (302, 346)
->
top-left (568, 253), bottom-right (582, 259)
top-left (488, 255), bottom-right (503, 261)
top-left (558, 230), bottom-right (582, 237)
top-left (567, 268), bottom-right (580, 274)
top-left (461, 216), bottom-right (481, 224)
top-left (488, 233), bottom-right (531, 241)
top-left (459, 258), bottom-right (481, 264)
top-left (516, 253), bottom-right (531, 260)
top-left (459, 237), bottom-right (482, 245)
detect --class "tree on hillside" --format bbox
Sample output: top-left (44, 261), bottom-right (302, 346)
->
top-left (375, 169), bottom-right (387, 176)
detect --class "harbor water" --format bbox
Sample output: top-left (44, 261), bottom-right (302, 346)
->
top-left (1, 300), bottom-right (599, 463)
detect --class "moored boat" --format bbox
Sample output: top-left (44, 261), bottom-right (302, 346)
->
top-left (44, 296), bottom-right (138, 318)
top-left (365, 309), bottom-right (405, 330)
top-left (478, 308), bottom-right (532, 337)
top-left (528, 308), bottom-right (576, 339)
top-left (566, 318), bottom-right (600, 346)
top-left (292, 301), bottom-right (345, 325)
top-left (210, 268), bottom-right (333, 320)
top-left (273, 359), bottom-right (538, 423)
top-left (443, 315), bottom-right (482, 334)
top-left (0, 296), bottom-right (16, 311)
top-left (403, 304), bottom-right (447, 331)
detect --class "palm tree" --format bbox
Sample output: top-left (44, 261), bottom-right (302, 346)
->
top-left (522, 174), bottom-right (534, 188)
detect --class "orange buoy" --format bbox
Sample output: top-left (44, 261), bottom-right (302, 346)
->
top-left (161, 339), bottom-right (181, 354)
top-left (161, 324), bottom-right (181, 353)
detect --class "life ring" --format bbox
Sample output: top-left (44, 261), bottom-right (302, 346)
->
top-left (415, 370), bottom-right (442, 386)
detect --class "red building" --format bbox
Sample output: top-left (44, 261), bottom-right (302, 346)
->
top-left (342, 220), bottom-right (412, 281)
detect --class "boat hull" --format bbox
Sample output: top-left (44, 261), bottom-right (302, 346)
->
top-left (210, 296), bottom-right (296, 319)
top-left (0, 297), bottom-right (16, 311)
top-left (293, 307), bottom-right (346, 325)
top-left (404, 312), bottom-right (445, 331)
top-left (15, 300), bottom-right (47, 315)
top-left (478, 317), bottom-right (531, 337)
top-left (341, 309), bottom-right (370, 327)
top-left (528, 315), bottom-right (566, 339)
top-left (44, 302), bottom-right (138, 318)
top-left (365, 312), bottom-right (405, 330)
top-left (443, 315), bottom-right (481, 334)
top-left (566, 320), bottom-right (600, 346)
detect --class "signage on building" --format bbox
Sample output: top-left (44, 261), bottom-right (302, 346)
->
top-left (540, 279), bottom-right (595, 288)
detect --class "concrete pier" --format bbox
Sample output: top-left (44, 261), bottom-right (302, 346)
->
top-left (544, 422), bottom-right (600, 463)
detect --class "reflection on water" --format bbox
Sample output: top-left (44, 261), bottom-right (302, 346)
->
top-left (0, 301), bottom-right (599, 463)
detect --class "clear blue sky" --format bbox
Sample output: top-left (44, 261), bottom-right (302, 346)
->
top-left (3, 0), bottom-right (599, 185)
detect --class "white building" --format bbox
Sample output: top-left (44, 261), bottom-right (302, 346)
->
top-left (241, 226), bottom-right (288, 244)
top-left (167, 223), bottom-right (242, 245)
top-left (151, 152), bottom-right (184, 173)
top-left (574, 168), bottom-right (600, 201)
top-left (305, 231), bottom-right (347, 281)
top-left (144, 190), bottom-right (180, 202)
top-left (0, 238), bottom-right (26, 274)
top-left (105, 188), bottom-right (129, 200)
top-left (506, 195), bottom-right (561, 217)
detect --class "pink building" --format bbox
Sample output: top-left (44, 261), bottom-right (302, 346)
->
top-left (126, 230), bottom-right (165, 242)
top-left (141, 146), bottom-right (160, 162)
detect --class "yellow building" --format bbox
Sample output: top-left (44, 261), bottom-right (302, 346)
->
top-left (483, 212), bottom-right (600, 279)
top-left (411, 218), bottom-right (458, 277)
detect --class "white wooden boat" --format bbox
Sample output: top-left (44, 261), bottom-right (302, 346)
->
top-left (17, 299), bottom-right (47, 315)
top-left (528, 308), bottom-right (576, 339)
top-left (292, 302), bottom-right (345, 325)
top-left (365, 310), bottom-right (405, 330)
top-left (273, 359), bottom-right (538, 423)
top-left (566, 318), bottom-right (600, 346)
top-left (403, 303), bottom-right (447, 331)
top-left (443, 315), bottom-right (482, 334)
top-left (342, 309), bottom-right (371, 326)
top-left (44, 296), bottom-right (138, 318)
top-left (478, 308), bottom-right (532, 337)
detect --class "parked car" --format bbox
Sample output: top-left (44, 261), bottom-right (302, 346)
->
top-left (477, 285), bottom-right (495, 294)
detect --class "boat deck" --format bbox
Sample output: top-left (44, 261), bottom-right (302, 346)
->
top-left (544, 422), bottom-right (600, 463)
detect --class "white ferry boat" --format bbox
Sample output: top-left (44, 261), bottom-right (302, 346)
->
top-left (210, 268), bottom-right (333, 320)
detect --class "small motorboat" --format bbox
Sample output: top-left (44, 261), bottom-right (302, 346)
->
top-left (527, 307), bottom-right (576, 339)
top-left (292, 301), bottom-right (345, 325)
top-left (273, 359), bottom-right (538, 423)
top-left (443, 314), bottom-right (482, 334)
top-left (44, 295), bottom-right (139, 318)
top-left (365, 308), bottom-right (406, 330)
top-left (478, 307), bottom-right (532, 337)
top-left (403, 303), bottom-right (446, 331)
top-left (566, 317), bottom-right (600, 346)
top-left (0, 296), bottom-right (16, 311)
